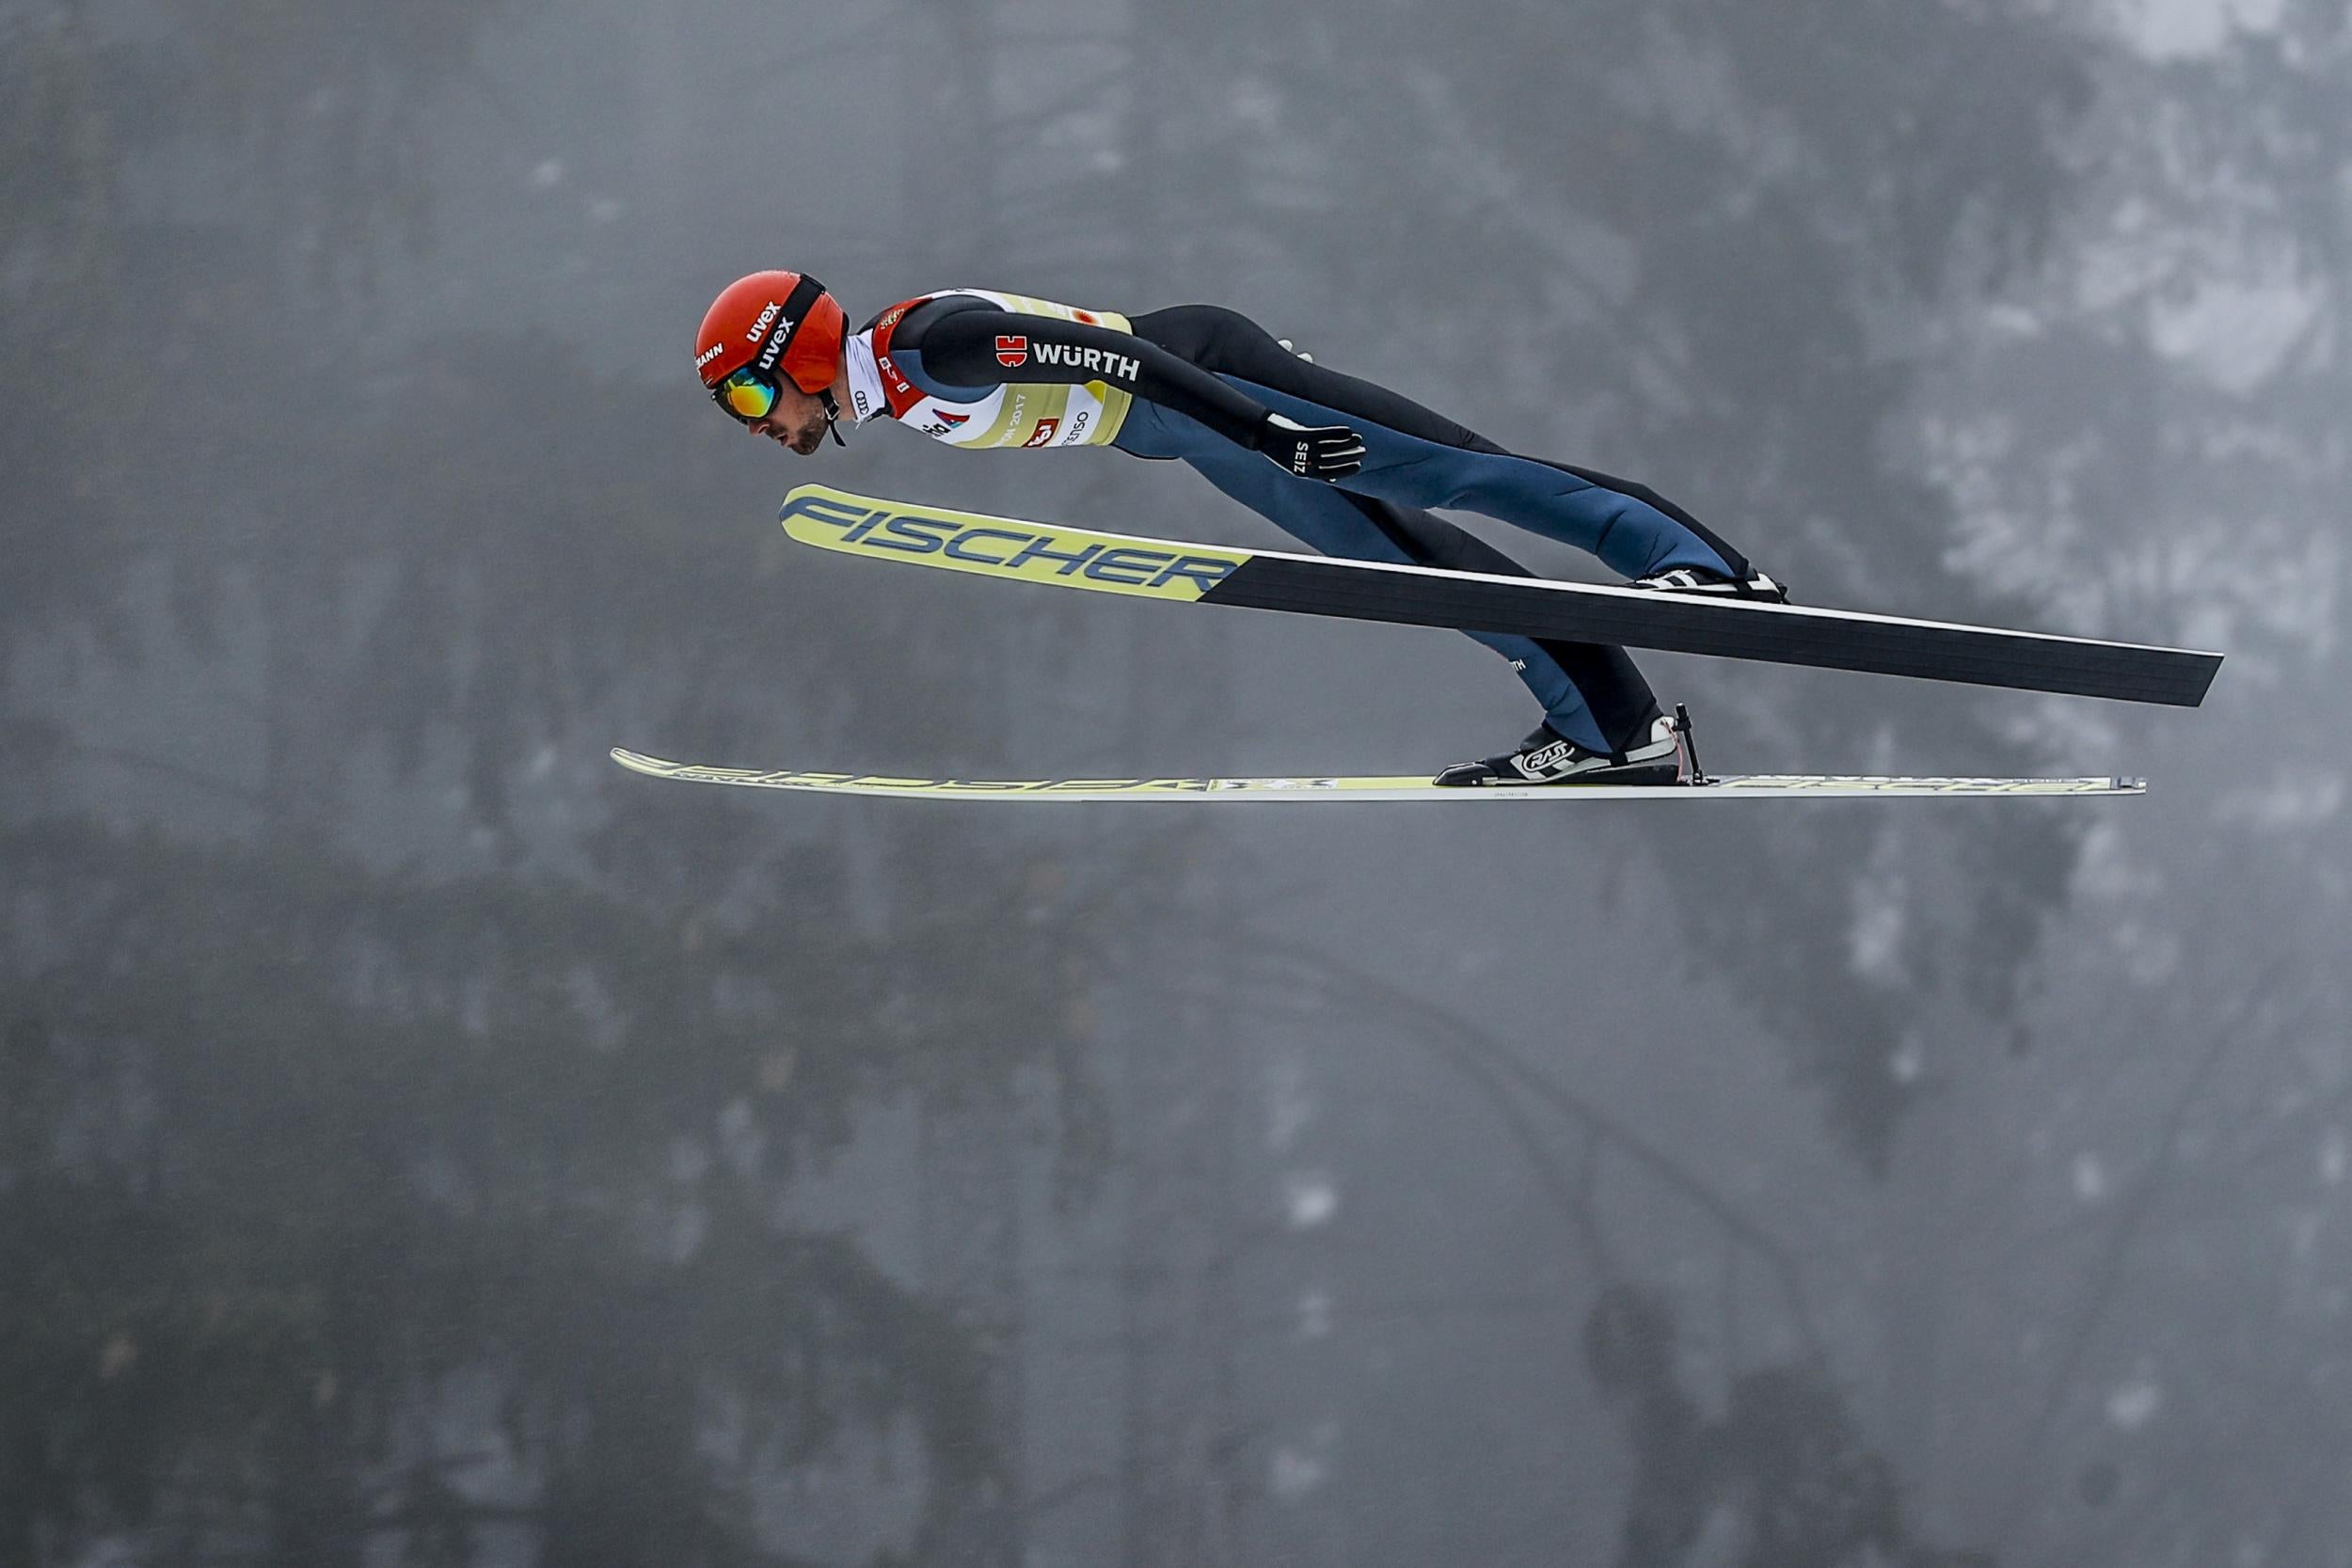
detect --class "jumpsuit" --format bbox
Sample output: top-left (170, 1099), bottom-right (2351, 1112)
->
top-left (870, 297), bottom-right (1751, 755)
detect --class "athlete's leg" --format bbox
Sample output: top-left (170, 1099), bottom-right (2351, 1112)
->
top-left (1115, 400), bottom-right (1659, 753)
top-left (1128, 305), bottom-right (1751, 582)
top-left (1343, 498), bottom-right (1664, 750)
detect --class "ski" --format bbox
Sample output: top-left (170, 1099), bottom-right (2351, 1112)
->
top-left (611, 749), bottom-right (2144, 801)
top-left (777, 484), bottom-right (2221, 707)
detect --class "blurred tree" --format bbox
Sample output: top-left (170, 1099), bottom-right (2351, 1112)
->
top-left (0, 812), bottom-right (1092, 1565)
top-left (2, 7), bottom-right (1111, 1566)
top-left (1584, 1283), bottom-right (1994, 1568)
top-left (1869, 5), bottom-right (2352, 1555)
top-left (1255, 0), bottom-right (2096, 1170)
top-left (0, 8), bottom-right (153, 671)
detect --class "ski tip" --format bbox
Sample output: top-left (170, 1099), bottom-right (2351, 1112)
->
top-left (610, 747), bottom-right (682, 778)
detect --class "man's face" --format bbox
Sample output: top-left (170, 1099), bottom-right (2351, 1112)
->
top-left (745, 383), bottom-right (832, 455)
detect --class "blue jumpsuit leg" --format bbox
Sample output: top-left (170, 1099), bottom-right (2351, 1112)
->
top-left (1116, 402), bottom-right (1619, 752)
top-left (1230, 378), bottom-right (1737, 582)
top-left (1120, 302), bottom-right (1752, 583)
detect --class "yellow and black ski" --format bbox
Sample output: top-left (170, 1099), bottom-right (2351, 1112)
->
top-left (778, 484), bottom-right (2221, 707)
top-left (611, 749), bottom-right (2143, 801)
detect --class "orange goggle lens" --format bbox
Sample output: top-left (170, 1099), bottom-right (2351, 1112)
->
top-left (717, 369), bottom-right (780, 421)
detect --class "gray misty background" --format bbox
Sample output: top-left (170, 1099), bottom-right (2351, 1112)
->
top-left (4, 0), bottom-right (2347, 1565)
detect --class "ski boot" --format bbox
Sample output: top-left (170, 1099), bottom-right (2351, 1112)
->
top-left (1433, 710), bottom-right (1685, 787)
top-left (1631, 563), bottom-right (1788, 602)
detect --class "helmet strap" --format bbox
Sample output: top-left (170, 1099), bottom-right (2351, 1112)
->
top-left (753, 274), bottom-right (830, 373)
top-left (818, 388), bottom-right (847, 447)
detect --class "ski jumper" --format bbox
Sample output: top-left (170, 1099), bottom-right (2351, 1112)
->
top-left (847, 291), bottom-right (1751, 754)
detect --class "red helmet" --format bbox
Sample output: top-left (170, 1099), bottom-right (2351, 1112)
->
top-left (694, 270), bottom-right (847, 397)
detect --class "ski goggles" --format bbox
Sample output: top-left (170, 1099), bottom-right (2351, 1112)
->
top-left (712, 366), bottom-right (787, 424)
top-left (711, 367), bottom-right (846, 448)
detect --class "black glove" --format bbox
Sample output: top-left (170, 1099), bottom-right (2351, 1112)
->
top-left (1256, 412), bottom-right (1364, 481)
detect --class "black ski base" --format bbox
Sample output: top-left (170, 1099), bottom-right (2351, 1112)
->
top-left (1200, 558), bottom-right (2219, 707)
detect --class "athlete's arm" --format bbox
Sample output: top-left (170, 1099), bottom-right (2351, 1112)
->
top-left (904, 303), bottom-right (1362, 480)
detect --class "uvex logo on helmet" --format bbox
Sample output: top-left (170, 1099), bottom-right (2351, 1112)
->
top-left (746, 301), bottom-right (783, 343)
top-left (756, 316), bottom-right (796, 372)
